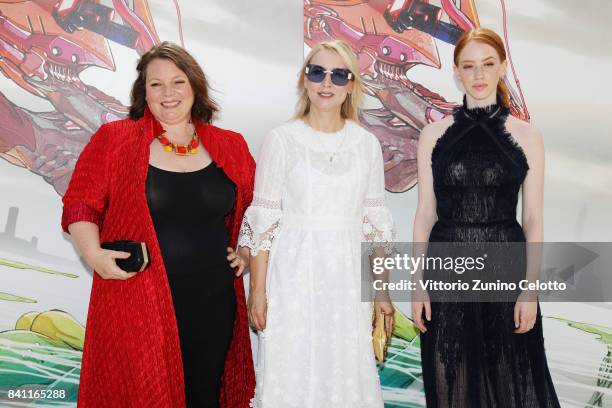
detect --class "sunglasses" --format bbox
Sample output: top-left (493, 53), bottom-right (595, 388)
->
top-left (305, 64), bottom-right (354, 86)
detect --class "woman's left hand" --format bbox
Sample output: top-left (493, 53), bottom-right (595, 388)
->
top-left (514, 292), bottom-right (537, 334)
top-left (374, 301), bottom-right (395, 339)
top-left (227, 246), bottom-right (250, 277)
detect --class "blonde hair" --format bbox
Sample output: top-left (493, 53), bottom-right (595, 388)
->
top-left (453, 28), bottom-right (511, 108)
top-left (293, 40), bottom-right (363, 121)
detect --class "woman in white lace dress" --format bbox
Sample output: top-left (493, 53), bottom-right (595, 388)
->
top-left (238, 40), bottom-right (395, 408)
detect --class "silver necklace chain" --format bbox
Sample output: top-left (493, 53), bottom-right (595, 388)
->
top-left (309, 121), bottom-right (348, 163)
top-left (327, 127), bottom-right (348, 163)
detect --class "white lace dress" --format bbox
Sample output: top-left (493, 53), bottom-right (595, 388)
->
top-left (239, 119), bottom-right (394, 408)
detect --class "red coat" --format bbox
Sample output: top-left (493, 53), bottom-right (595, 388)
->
top-left (62, 107), bottom-right (255, 407)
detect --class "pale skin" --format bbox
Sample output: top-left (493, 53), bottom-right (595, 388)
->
top-left (247, 49), bottom-right (394, 336)
top-left (412, 40), bottom-right (544, 335)
top-left (68, 58), bottom-right (249, 279)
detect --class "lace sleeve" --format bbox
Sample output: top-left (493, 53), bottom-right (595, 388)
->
top-left (238, 131), bottom-right (285, 256)
top-left (363, 198), bottom-right (394, 242)
top-left (239, 197), bottom-right (282, 256)
top-left (362, 136), bottom-right (395, 253)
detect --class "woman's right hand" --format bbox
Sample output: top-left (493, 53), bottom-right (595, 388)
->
top-left (248, 290), bottom-right (268, 331)
top-left (411, 298), bottom-right (431, 333)
top-left (84, 247), bottom-right (137, 280)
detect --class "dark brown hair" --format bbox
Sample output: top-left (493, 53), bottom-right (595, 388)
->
top-left (453, 28), bottom-right (510, 108)
top-left (128, 41), bottom-right (219, 122)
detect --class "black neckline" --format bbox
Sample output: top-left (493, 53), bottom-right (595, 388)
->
top-left (460, 95), bottom-right (505, 121)
top-left (431, 94), bottom-right (528, 174)
top-left (148, 161), bottom-right (214, 174)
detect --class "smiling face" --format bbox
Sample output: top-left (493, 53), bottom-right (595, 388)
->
top-left (145, 58), bottom-right (194, 126)
top-left (454, 40), bottom-right (507, 105)
top-left (304, 49), bottom-right (354, 116)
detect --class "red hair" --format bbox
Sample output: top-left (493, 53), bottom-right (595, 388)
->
top-left (453, 28), bottom-right (510, 108)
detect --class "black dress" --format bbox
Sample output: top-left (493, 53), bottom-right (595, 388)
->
top-left (146, 162), bottom-right (236, 408)
top-left (421, 97), bottom-right (560, 407)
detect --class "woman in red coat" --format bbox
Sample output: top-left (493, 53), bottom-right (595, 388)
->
top-left (61, 42), bottom-right (255, 407)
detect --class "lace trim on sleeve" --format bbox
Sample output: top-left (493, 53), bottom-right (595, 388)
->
top-left (363, 199), bottom-right (395, 255)
top-left (238, 196), bottom-right (282, 256)
top-left (364, 197), bottom-right (385, 207)
top-left (252, 196), bottom-right (281, 209)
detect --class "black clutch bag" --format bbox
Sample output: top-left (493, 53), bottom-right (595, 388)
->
top-left (101, 240), bottom-right (150, 272)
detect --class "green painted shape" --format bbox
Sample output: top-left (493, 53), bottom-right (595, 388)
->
top-left (379, 336), bottom-right (425, 407)
top-left (379, 337), bottom-right (422, 387)
top-left (0, 258), bottom-right (78, 278)
top-left (550, 317), bottom-right (612, 344)
top-left (392, 307), bottom-right (420, 343)
top-left (0, 292), bottom-right (36, 303)
top-left (384, 402), bottom-right (425, 408)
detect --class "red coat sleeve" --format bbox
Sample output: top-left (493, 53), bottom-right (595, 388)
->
top-left (61, 124), bottom-right (112, 233)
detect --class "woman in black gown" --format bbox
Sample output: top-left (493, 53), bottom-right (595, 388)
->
top-left (412, 28), bottom-right (560, 407)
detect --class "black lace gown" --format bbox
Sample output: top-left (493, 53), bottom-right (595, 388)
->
top-left (421, 97), bottom-right (560, 407)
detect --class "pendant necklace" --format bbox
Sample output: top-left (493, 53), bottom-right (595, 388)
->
top-left (327, 126), bottom-right (347, 163)
top-left (308, 119), bottom-right (348, 164)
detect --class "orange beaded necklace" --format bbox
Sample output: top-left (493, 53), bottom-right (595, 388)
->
top-left (156, 130), bottom-right (199, 156)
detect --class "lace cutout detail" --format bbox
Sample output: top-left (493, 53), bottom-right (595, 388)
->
top-left (252, 196), bottom-right (281, 209)
top-left (238, 205), bottom-right (281, 256)
top-left (363, 205), bottom-right (395, 255)
top-left (364, 197), bottom-right (385, 207)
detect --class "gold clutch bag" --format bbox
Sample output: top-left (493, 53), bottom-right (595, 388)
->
top-left (372, 311), bottom-right (389, 362)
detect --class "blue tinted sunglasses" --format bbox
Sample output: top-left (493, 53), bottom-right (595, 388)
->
top-left (305, 64), bottom-right (354, 86)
